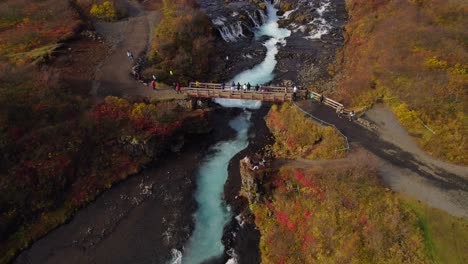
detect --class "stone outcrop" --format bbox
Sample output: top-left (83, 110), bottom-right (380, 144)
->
top-left (239, 160), bottom-right (265, 204)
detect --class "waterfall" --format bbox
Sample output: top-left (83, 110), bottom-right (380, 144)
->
top-left (247, 9), bottom-right (268, 28)
top-left (217, 21), bottom-right (245, 42)
top-left (216, 8), bottom-right (267, 42)
top-left (247, 11), bottom-right (261, 28)
top-left (257, 9), bottom-right (267, 24)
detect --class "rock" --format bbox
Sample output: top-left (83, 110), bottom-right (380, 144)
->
top-left (239, 161), bottom-right (264, 204)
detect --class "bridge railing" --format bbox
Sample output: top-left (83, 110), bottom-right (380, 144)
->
top-left (188, 82), bottom-right (308, 98)
top-left (309, 91), bottom-right (350, 114)
top-left (182, 86), bottom-right (294, 102)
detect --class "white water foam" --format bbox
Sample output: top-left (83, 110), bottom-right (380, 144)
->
top-left (282, 8), bottom-right (298, 19)
top-left (225, 248), bottom-right (239, 264)
top-left (168, 249), bottom-right (183, 264)
top-left (304, 0), bottom-right (333, 40)
top-left (213, 98), bottom-right (262, 109)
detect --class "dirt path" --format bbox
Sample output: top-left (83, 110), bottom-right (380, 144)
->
top-left (90, 0), bottom-right (184, 100)
top-left (365, 104), bottom-right (467, 178)
top-left (296, 100), bottom-right (468, 218)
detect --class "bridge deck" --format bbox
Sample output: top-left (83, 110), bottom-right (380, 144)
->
top-left (183, 82), bottom-right (307, 102)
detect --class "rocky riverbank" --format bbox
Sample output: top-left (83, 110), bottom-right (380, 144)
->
top-left (273, 0), bottom-right (347, 87)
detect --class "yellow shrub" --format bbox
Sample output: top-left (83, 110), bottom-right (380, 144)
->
top-left (425, 56), bottom-right (448, 69)
top-left (90, 1), bottom-right (116, 21)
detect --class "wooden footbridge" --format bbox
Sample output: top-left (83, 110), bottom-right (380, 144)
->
top-left (183, 82), bottom-right (308, 102)
top-left (182, 82), bottom-right (349, 113)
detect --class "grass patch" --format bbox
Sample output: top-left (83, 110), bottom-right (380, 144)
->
top-left (8, 43), bottom-right (64, 64)
top-left (402, 197), bottom-right (468, 264)
top-left (265, 103), bottom-right (346, 159)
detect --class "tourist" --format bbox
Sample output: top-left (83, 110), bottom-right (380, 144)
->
top-left (231, 82), bottom-right (236, 91)
top-left (176, 83), bottom-right (181, 93)
top-left (310, 93), bottom-right (315, 102)
top-left (150, 80), bottom-right (156, 90)
top-left (349, 110), bottom-right (355, 121)
top-left (293, 86), bottom-right (298, 101)
top-left (237, 82), bottom-right (241, 90)
top-left (195, 81), bottom-right (200, 87)
top-left (221, 82), bottom-right (225, 90)
top-left (247, 82), bottom-right (251, 91)
top-left (319, 94), bottom-right (324, 104)
top-left (255, 84), bottom-right (259, 91)
top-left (243, 83), bottom-right (247, 91)
top-left (126, 50), bottom-right (134, 61)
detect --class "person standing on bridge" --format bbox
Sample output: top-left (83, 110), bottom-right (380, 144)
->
top-left (319, 94), bottom-right (324, 104)
top-left (255, 84), bottom-right (259, 91)
top-left (176, 82), bottom-right (181, 94)
top-left (221, 82), bottom-right (225, 90)
top-left (195, 81), bottom-right (200, 87)
top-left (243, 83), bottom-right (247, 91)
top-left (247, 82), bottom-right (251, 91)
top-left (150, 80), bottom-right (156, 91)
top-left (293, 86), bottom-right (298, 101)
top-left (231, 82), bottom-right (236, 91)
top-left (237, 82), bottom-right (241, 91)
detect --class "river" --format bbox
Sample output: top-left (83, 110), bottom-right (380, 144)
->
top-left (175, 2), bottom-right (291, 264)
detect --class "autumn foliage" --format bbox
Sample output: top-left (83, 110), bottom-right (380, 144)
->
top-left (0, 65), bottom-right (186, 263)
top-left (265, 103), bottom-right (346, 159)
top-left (146, 0), bottom-right (221, 84)
top-left (334, 0), bottom-right (467, 164)
top-left (0, 0), bottom-right (82, 64)
top-left (251, 165), bottom-right (428, 263)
